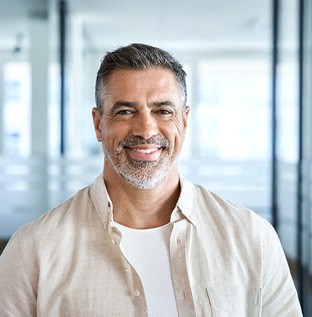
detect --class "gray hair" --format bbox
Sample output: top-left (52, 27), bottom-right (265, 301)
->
top-left (95, 43), bottom-right (187, 114)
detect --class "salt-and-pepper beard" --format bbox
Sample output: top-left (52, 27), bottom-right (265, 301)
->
top-left (102, 135), bottom-right (177, 189)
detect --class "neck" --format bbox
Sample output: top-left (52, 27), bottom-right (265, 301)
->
top-left (103, 163), bottom-right (180, 229)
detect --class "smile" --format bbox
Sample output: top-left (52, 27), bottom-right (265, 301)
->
top-left (132, 147), bottom-right (159, 154)
top-left (126, 146), bottom-right (162, 161)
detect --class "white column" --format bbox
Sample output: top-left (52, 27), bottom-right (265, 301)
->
top-left (30, 14), bottom-right (49, 156)
top-left (29, 13), bottom-right (49, 214)
top-left (67, 14), bottom-right (83, 156)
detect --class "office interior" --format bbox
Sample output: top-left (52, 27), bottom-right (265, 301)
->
top-left (0, 0), bottom-right (311, 314)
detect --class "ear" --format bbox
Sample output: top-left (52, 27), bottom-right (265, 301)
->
top-left (92, 107), bottom-right (103, 142)
top-left (183, 106), bottom-right (190, 129)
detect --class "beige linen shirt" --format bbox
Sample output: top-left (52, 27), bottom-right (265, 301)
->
top-left (0, 175), bottom-right (302, 316)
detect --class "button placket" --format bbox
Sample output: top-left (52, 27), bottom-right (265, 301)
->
top-left (170, 220), bottom-right (196, 317)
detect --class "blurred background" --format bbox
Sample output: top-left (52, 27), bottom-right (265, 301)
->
top-left (0, 0), bottom-right (311, 313)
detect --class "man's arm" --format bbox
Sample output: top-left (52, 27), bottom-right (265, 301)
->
top-left (0, 228), bottom-right (37, 316)
top-left (261, 224), bottom-right (302, 316)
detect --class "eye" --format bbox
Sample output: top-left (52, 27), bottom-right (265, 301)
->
top-left (115, 109), bottom-right (134, 116)
top-left (155, 109), bottom-right (173, 115)
top-left (111, 108), bottom-right (136, 121)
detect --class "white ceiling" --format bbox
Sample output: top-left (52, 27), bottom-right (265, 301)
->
top-left (70, 0), bottom-right (272, 51)
top-left (0, 0), bottom-right (275, 55)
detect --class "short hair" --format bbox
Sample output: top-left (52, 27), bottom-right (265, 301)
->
top-left (95, 43), bottom-right (187, 114)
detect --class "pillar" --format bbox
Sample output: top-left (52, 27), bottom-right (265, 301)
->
top-left (30, 13), bottom-right (49, 156)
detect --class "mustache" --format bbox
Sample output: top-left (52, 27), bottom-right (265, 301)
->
top-left (120, 135), bottom-right (169, 148)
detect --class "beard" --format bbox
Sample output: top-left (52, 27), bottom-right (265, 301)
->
top-left (102, 135), bottom-right (175, 189)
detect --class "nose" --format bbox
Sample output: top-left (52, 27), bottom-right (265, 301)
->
top-left (131, 110), bottom-right (158, 140)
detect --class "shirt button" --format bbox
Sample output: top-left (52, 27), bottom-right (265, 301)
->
top-left (133, 290), bottom-right (140, 297)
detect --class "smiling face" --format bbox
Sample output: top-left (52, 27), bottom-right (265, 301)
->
top-left (92, 67), bottom-right (189, 189)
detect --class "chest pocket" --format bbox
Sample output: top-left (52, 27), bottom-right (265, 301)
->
top-left (206, 286), bottom-right (262, 317)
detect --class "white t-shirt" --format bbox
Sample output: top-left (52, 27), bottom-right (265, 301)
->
top-left (113, 222), bottom-right (178, 317)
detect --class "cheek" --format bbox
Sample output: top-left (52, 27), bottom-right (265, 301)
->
top-left (102, 123), bottom-right (130, 147)
top-left (162, 122), bottom-right (186, 149)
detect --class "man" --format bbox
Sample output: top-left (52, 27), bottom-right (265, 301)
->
top-left (0, 43), bottom-right (302, 316)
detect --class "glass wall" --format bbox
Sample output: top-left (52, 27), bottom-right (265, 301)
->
top-left (300, 0), bottom-right (312, 313)
top-left (276, 0), bottom-right (299, 272)
top-left (276, 0), bottom-right (312, 314)
top-left (0, 0), bottom-right (51, 237)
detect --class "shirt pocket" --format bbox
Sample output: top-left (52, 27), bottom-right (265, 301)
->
top-left (206, 286), bottom-right (262, 317)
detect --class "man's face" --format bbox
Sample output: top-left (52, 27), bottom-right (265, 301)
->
top-left (93, 67), bottom-right (189, 189)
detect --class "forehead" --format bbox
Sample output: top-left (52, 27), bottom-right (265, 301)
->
top-left (105, 67), bottom-right (181, 100)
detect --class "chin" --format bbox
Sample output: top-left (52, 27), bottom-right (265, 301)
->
top-left (120, 168), bottom-right (169, 190)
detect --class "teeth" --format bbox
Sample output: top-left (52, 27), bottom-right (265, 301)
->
top-left (133, 148), bottom-right (158, 154)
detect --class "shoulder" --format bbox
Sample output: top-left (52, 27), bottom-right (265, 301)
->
top-left (180, 176), bottom-right (273, 238)
top-left (201, 183), bottom-right (270, 230)
top-left (188, 181), bottom-right (282, 265)
top-left (33, 185), bottom-right (91, 227)
top-left (0, 184), bottom-right (99, 283)
top-left (6, 185), bottom-right (94, 251)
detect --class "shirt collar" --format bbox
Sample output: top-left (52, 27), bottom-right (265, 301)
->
top-left (171, 175), bottom-right (197, 226)
top-left (90, 173), bottom-right (197, 227)
top-left (90, 174), bottom-right (113, 225)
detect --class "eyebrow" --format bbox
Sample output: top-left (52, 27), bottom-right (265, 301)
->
top-left (152, 101), bottom-right (177, 110)
top-left (110, 100), bottom-right (177, 114)
top-left (110, 101), bottom-right (137, 114)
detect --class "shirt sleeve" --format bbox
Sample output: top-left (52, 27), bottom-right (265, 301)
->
top-left (0, 227), bottom-right (37, 316)
top-left (261, 223), bottom-right (303, 316)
